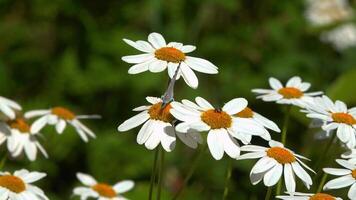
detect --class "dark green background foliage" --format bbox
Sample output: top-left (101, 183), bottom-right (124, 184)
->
top-left (0, 0), bottom-right (356, 199)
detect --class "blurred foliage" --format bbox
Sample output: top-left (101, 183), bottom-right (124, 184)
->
top-left (0, 0), bottom-right (356, 199)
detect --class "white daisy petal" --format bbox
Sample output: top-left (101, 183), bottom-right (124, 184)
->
top-left (117, 112), bottom-right (150, 132)
top-left (222, 98), bottom-right (248, 115)
top-left (207, 130), bottom-right (224, 160)
top-left (180, 62), bottom-right (199, 89)
top-left (113, 180), bottom-right (135, 193)
top-left (269, 77), bottom-right (283, 90)
top-left (323, 175), bottom-right (355, 190)
top-left (148, 32), bottom-right (166, 48)
top-left (122, 53), bottom-right (154, 64)
top-left (184, 56), bottom-right (218, 74)
top-left (76, 173), bottom-right (97, 186)
top-left (263, 163), bottom-right (283, 186)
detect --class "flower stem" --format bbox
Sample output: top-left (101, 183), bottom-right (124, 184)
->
top-left (172, 144), bottom-right (206, 200)
top-left (264, 187), bottom-right (273, 200)
top-left (222, 160), bottom-right (232, 200)
top-left (317, 173), bottom-right (328, 193)
top-left (149, 148), bottom-right (160, 200)
top-left (157, 147), bottom-right (165, 200)
top-left (281, 105), bottom-right (292, 145)
top-left (275, 105), bottom-right (292, 196)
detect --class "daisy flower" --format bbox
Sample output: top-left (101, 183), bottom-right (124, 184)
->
top-left (121, 32), bottom-right (218, 89)
top-left (0, 96), bottom-right (21, 120)
top-left (305, 0), bottom-right (353, 26)
top-left (25, 107), bottom-right (98, 142)
top-left (323, 159), bottom-right (356, 199)
top-left (234, 106), bottom-right (281, 140)
top-left (342, 149), bottom-right (356, 164)
top-left (1, 118), bottom-right (47, 161)
top-left (305, 95), bottom-right (356, 149)
top-left (238, 140), bottom-right (314, 193)
top-left (252, 76), bottom-right (323, 108)
top-left (277, 192), bottom-right (342, 200)
top-left (321, 23), bottom-right (356, 51)
top-left (170, 97), bottom-right (267, 160)
top-left (117, 97), bottom-right (202, 152)
top-left (73, 172), bottom-right (134, 200)
top-left (0, 169), bottom-right (48, 200)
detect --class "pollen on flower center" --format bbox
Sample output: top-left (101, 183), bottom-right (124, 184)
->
top-left (92, 183), bottom-right (116, 198)
top-left (278, 87), bottom-right (303, 99)
top-left (309, 193), bottom-right (335, 200)
top-left (201, 109), bottom-right (232, 129)
top-left (154, 47), bottom-right (186, 63)
top-left (7, 118), bottom-right (30, 133)
top-left (331, 113), bottom-right (356, 125)
top-left (51, 107), bottom-right (76, 120)
top-left (148, 103), bottom-right (173, 123)
top-left (266, 147), bottom-right (296, 164)
top-left (352, 169), bottom-right (356, 179)
top-left (0, 175), bottom-right (26, 193)
top-left (234, 107), bottom-right (254, 118)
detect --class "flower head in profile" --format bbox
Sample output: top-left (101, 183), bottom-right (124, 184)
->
top-left (238, 140), bottom-right (314, 193)
top-left (74, 172), bottom-right (134, 200)
top-left (0, 96), bottom-right (21, 120)
top-left (0, 118), bottom-right (47, 161)
top-left (252, 76), bottom-right (323, 108)
top-left (305, 95), bottom-right (356, 148)
top-left (0, 169), bottom-right (48, 200)
top-left (323, 159), bottom-right (356, 199)
top-left (25, 107), bottom-right (98, 142)
top-left (342, 149), bottom-right (356, 164)
top-left (277, 192), bottom-right (342, 200)
top-left (122, 32), bottom-right (218, 89)
top-left (117, 97), bottom-right (202, 152)
top-left (170, 97), bottom-right (267, 160)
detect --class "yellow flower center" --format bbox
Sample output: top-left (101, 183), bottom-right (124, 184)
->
top-left (266, 147), bottom-right (296, 164)
top-left (51, 107), bottom-right (76, 120)
top-left (278, 87), bottom-right (303, 99)
top-left (0, 175), bottom-right (26, 193)
top-left (154, 47), bottom-right (186, 63)
top-left (201, 109), bottom-right (232, 129)
top-left (309, 193), bottom-right (335, 200)
top-left (7, 118), bottom-right (30, 133)
top-left (148, 103), bottom-right (173, 123)
top-left (352, 169), bottom-right (356, 179)
top-left (92, 183), bottom-right (116, 198)
top-left (234, 107), bottom-right (254, 118)
top-left (331, 113), bottom-right (356, 125)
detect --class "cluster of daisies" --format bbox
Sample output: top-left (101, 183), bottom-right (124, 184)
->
top-left (305, 0), bottom-right (356, 51)
top-left (119, 32), bottom-right (356, 199)
top-left (0, 97), bottom-right (135, 199)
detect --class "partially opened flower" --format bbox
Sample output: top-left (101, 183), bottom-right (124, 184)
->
top-left (117, 97), bottom-right (202, 152)
top-left (323, 159), bottom-right (356, 199)
top-left (252, 76), bottom-right (323, 108)
top-left (0, 118), bottom-right (47, 161)
top-left (0, 96), bottom-right (21, 120)
top-left (122, 32), bottom-right (218, 89)
top-left (238, 140), bottom-right (314, 192)
top-left (74, 172), bottom-right (134, 200)
top-left (234, 106), bottom-right (281, 140)
top-left (25, 107), bottom-right (98, 142)
top-left (342, 149), bottom-right (356, 164)
top-left (277, 192), bottom-right (342, 200)
top-left (0, 169), bottom-right (48, 200)
top-left (305, 95), bottom-right (356, 148)
top-left (170, 97), bottom-right (266, 160)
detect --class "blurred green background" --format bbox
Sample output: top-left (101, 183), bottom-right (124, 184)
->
top-left (1, 0), bottom-right (356, 199)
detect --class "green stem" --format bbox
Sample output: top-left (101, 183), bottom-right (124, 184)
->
top-left (317, 173), bottom-right (328, 193)
top-left (172, 145), bottom-right (206, 200)
top-left (281, 105), bottom-right (292, 145)
top-left (313, 133), bottom-right (337, 170)
top-left (0, 155), bottom-right (7, 170)
top-left (157, 148), bottom-right (165, 200)
top-left (149, 148), bottom-right (160, 200)
top-left (264, 187), bottom-right (273, 200)
top-left (275, 105), bottom-right (292, 196)
top-left (222, 160), bottom-right (232, 200)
